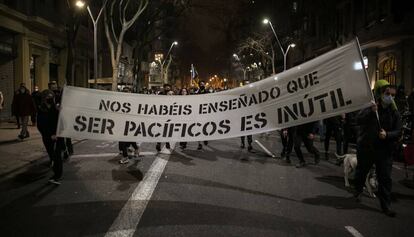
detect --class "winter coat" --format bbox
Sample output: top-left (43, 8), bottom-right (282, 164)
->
top-left (36, 104), bottom-right (59, 137)
top-left (356, 104), bottom-right (402, 152)
top-left (12, 88), bottom-right (36, 116)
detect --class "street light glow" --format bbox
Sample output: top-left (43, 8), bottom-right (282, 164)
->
top-left (75, 0), bottom-right (85, 8)
top-left (173, 41), bottom-right (178, 45)
top-left (263, 18), bottom-right (269, 24)
top-left (290, 43), bottom-right (296, 48)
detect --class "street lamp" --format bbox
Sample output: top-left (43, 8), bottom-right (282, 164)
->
top-left (160, 41), bottom-right (178, 84)
top-left (263, 18), bottom-right (295, 71)
top-left (76, 0), bottom-right (108, 88)
top-left (283, 43), bottom-right (296, 71)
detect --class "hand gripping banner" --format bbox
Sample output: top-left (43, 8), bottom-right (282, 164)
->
top-left (57, 39), bottom-right (373, 142)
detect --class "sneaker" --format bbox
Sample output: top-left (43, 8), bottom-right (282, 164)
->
top-left (18, 134), bottom-right (24, 140)
top-left (296, 162), bottom-right (306, 168)
top-left (247, 145), bottom-right (253, 152)
top-left (63, 152), bottom-right (69, 161)
top-left (48, 179), bottom-right (61, 185)
top-left (119, 157), bottom-right (129, 164)
top-left (285, 157), bottom-right (291, 164)
top-left (197, 144), bottom-right (203, 150)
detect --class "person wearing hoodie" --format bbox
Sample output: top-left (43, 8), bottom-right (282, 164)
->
top-left (353, 80), bottom-right (402, 217)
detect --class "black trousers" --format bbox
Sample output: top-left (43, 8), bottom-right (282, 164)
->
top-left (240, 135), bottom-right (252, 145)
top-left (324, 123), bottom-right (343, 155)
top-left (156, 142), bottom-right (170, 151)
top-left (65, 138), bottom-right (74, 154)
top-left (355, 148), bottom-right (393, 210)
top-left (294, 133), bottom-right (319, 162)
top-left (281, 128), bottom-right (294, 156)
top-left (343, 125), bottom-right (358, 154)
top-left (119, 142), bottom-right (138, 157)
top-left (42, 136), bottom-right (64, 179)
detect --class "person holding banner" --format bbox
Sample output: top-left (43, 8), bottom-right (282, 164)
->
top-left (354, 80), bottom-right (402, 217)
top-left (293, 122), bottom-right (320, 168)
top-left (119, 87), bottom-right (141, 163)
top-left (179, 88), bottom-right (189, 150)
top-left (37, 89), bottom-right (64, 185)
top-left (323, 115), bottom-right (345, 160)
top-left (195, 81), bottom-right (209, 150)
top-left (280, 127), bottom-right (295, 163)
top-left (155, 84), bottom-right (172, 153)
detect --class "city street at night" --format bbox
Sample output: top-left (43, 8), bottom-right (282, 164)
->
top-left (1, 0), bottom-right (414, 236)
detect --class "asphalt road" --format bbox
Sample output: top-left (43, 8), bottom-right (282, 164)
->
top-left (1, 133), bottom-right (413, 237)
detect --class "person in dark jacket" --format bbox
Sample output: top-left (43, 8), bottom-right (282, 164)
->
top-left (37, 89), bottom-right (64, 185)
top-left (293, 122), bottom-right (320, 168)
top-left (12, 83), bottom-right (36, 140)
top-left (179, 88), bottom-right (189, 149)
top-left (323, 115), bottom-right (345, 160)
top-left (280, 127), bottom-right (294, 163)
top-left (354, 80), bottom-right (402, 217)
top-left (31, 85), bottom-right (41, 126)
top-left (196, 81), bottom-right (209, 150)
top-left (118, 87), bottom-right (140, 163)
top-left (155, 84), bottom-right (172, 153)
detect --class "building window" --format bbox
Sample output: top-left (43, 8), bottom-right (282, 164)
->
top-left (155, 53), bottom-right (164, 63)
top-left (379, 55), bottom-right (397, 85)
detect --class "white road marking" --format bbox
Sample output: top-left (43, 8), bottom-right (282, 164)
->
top-left (345, 226), bottom-right (364, 237)
top-left (254, 140), bottom-right (276, 158)
top-left (104, 154), bottom-right (170, 237)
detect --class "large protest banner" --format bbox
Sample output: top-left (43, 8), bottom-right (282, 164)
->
top-left (57, 39), bottom-right (373, 142)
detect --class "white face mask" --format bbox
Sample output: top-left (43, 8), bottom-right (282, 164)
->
top-left (382, 94), bottom-right (393, 107)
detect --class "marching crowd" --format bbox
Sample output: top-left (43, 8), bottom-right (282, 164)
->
top-left (1, 79), bottom-right (413, 217)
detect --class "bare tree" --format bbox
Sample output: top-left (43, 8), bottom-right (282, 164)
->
top-left (237, 32), bottom-right (276, 75)
top-left (130, 0), bottom-right (191, 91)
top-left (104, 0), bottom-right (149, 91)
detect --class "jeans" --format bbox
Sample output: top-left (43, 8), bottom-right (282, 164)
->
top-left (19, 116), bottom-right (29, 137)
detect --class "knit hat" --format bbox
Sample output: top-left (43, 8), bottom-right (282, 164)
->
top-left (373, 79), bottom-right (390, 98)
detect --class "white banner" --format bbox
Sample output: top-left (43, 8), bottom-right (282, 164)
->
top-left (57, 39), bottom-right (373, 142)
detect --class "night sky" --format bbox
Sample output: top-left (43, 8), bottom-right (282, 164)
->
top-left (174, 0), bottom-right (254, 79)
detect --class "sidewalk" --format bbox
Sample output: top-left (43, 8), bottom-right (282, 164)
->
top-left (0, 121), bottom-right (47, 179)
